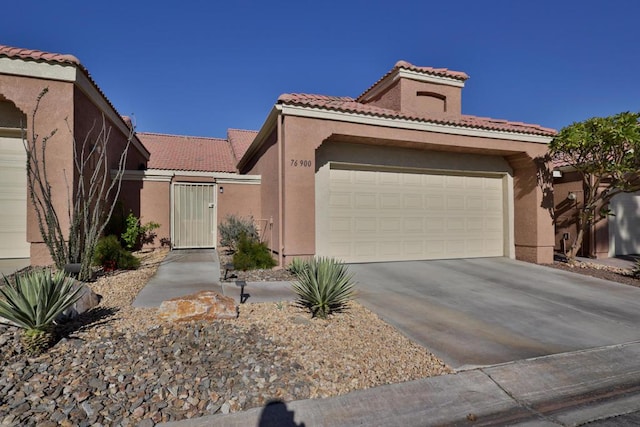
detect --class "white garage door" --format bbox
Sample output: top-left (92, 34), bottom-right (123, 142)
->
top-left (608, 192), bottom-right (640, 256)
top-left (0, 135), bottom-right (29, 259)
top-left (323, 167), bottom-right (505, 263)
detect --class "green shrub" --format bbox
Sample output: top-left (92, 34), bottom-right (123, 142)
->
top-left (287, 257), bottom-right (310, 276)
top-left (0, 269), bottom-right (83, 354)
top-left (121, 212), bottom-right (160, 250)
top-left (292, 257), bottom-right (355, 319)
top-left (93, 235), bottom-right (140, 271)
top-left (117, 250), bottom-right (141, 270)
top-left (219, 215), bottom-right (259, 252)
top-left (232, 233), bottom-right (276, 271)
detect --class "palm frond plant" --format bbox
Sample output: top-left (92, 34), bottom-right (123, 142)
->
top-left (0, 269), bottom-right (83, 355)
top-left (292, 257), bottom-right (356, 319)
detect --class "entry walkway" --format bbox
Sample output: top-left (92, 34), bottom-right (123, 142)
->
top-left (132, 249), bottom-right (295, 307)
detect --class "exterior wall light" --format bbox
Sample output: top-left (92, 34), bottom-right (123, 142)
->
top-left (567, 192), bottom-right (577, 201)
top-left (219, 186), bottom-right (224, 194)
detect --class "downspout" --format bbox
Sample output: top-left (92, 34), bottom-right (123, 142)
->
top-left (277, 112), bottom-right (284, 267)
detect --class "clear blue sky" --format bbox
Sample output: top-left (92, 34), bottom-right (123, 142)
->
top-left (3, 1), bottom-right (639, 138)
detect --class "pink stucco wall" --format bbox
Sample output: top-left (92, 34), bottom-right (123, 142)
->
top-left (217, 182), bottom-right (263, 245)
top-left (242, 131), bottom-right (280, 254)
top-left (0, 71), bottom-right (148, 266)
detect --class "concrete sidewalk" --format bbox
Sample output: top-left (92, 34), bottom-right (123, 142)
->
top-left (133, 249), bottom-right (296, 307)
top-left (160, 341), bottom-right (640, 427)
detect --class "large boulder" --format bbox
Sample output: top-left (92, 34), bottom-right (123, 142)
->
top-left (158, 291), bottom-right (238, 322)
top-left (56, 281), bottom-right (102, 323)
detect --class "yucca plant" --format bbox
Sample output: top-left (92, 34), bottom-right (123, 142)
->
top-left (0, 269), bottom-right (83, 355)
top-left (292, 257), bottom-right (356, 319)
top-left (287, 257), bottom-right (310, 277)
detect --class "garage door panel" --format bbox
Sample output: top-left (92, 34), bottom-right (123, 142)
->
top-left (380, 193), bottom-right (401, 208)
top-left (403, 194), bottom-right (423, 209)
top-left (323, 167), bottom-right (505, 262)
top-left (0, 136), bottom-right (29, 259)
top-left (447, 195), bottom-right (465, 210)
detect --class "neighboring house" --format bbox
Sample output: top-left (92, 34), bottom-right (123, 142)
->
top-left (239, 61), bottom-right (557, 265)
top-left (0, 45), bottom-right (149, 265)
top-left (1, 44), bottom-right (560, 267)
top-left (553, 165), bottom-right (640, 258)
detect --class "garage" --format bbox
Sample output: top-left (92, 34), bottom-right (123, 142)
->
top-left (608, 191), bottom-right (640, 256)
top-left (318, 165), bottom-right (508, 263)
top-left (0, 132), bottom-right (29, 259)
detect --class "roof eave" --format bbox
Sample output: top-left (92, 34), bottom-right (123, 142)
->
top-left (277, 102), bottom-right (555, 144)
top-left (237, 106), bottom-right (281, 171)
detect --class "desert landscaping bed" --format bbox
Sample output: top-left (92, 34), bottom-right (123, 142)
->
top-left (546, 260), bottom-right (640, 288)
top-left (1, 249), bottom-right (450, 426)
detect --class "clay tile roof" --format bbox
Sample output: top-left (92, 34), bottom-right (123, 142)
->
top-left (0, 44), bottom-right (149, 156)
top-left (138, 132), bottom-right (237, 173)
top-left (278, 93), bottom-right (557, 137)
top-left (393, 60), bottom-right (470, 81)
top-left (0, 45), bottom-right (81, 65)
top-left (358, 60), bottom-right (470, 102)
top-left (227, 128), bottom-right (258, 163)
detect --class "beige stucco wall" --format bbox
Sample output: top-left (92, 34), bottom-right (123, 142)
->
top-left (243, 113), bottom-right (554, 265)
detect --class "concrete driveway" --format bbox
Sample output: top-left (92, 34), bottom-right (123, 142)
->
top-left (351, 257), bottom-right (640, 369)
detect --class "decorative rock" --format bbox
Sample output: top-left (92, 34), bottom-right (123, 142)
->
top-left (157, 291), bottom-right (237, 322)
top-left (56, 281), bottom-right (102, 322)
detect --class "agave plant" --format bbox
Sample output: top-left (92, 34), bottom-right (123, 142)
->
top-left (287, 257), bottom-right (310, 277)
top-left (0, 269), bottom-right (83, 355)
top-left (292, 257), bottom-right (356, 319)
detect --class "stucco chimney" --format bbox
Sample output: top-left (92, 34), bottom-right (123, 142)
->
top-left (358, 61), bottom-right (469, 117)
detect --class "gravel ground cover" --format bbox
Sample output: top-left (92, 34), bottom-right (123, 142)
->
top-left (545, 259), bottom-right (640, 288)
top-left (1, 249), bottom-right (451, 426)
top-left (218, 251), bottom-right (296, 282)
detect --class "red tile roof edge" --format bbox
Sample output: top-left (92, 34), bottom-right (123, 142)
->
top-left (0, 45), bottom-right (81, 66)
top-left (278, 93), bottom-right (557, 136)
top-left (137, 131), bottom-right (227, 142)
top-left (226, 128), bottom-right (258, 134)
top-left (0, 44), bottom-right (147, 154)
top-left (357, 60), bottom-right (470, 102)
top-left (138, 132), bottom-right (237, 173)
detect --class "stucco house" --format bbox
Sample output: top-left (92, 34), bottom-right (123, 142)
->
top-left (0, 46), bottom-right (148, 265)
top-left (1, 44), bottom-right (562, 267)
top-left (240, 61), bottom-right (557, 265)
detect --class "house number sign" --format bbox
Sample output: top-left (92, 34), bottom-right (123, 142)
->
top-left (290, 159), bottom-right (312, 167)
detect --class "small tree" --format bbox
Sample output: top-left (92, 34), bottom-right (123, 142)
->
top-left (550, 112), bottom-right (640, 259)
top-left (23, 88), bottom-right (134, 280)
